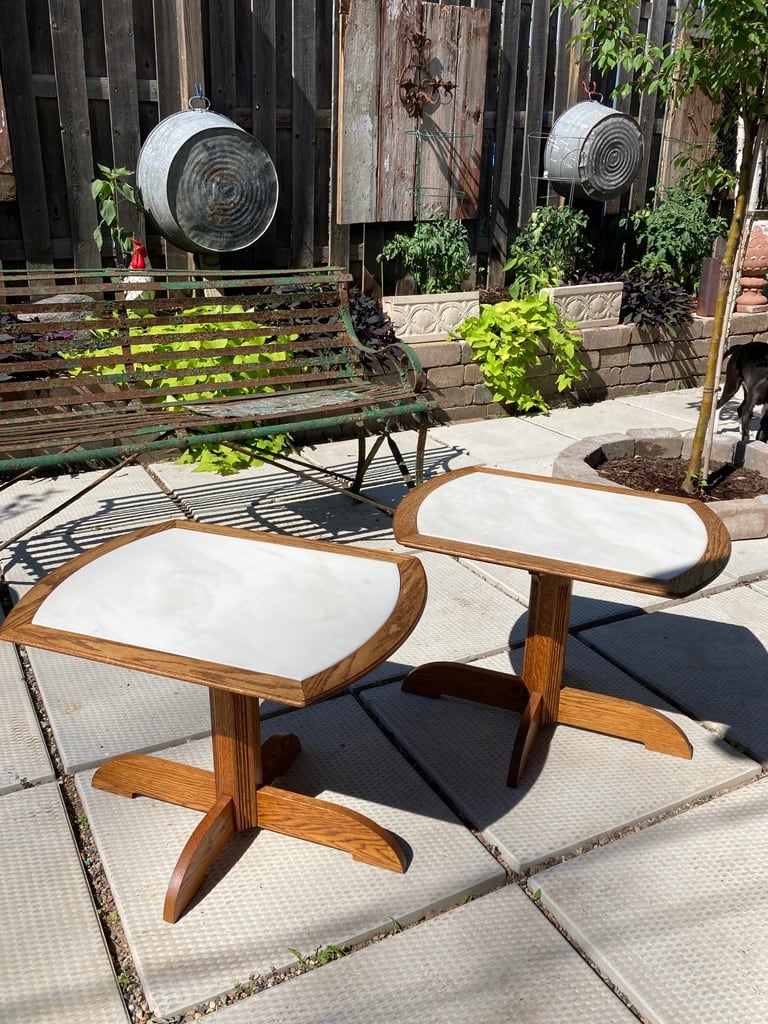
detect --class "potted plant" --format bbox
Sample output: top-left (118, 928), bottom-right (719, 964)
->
top-left (505, 205), bottom-right (623, 327)
top-left (377, 217), bottom-right (480, 342)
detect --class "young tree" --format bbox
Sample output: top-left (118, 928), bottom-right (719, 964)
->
top-left (559, 0), bottom-right (768, 492)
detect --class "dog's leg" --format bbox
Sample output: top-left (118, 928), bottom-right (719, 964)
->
top-left (738, 390), bottom-right (754, 441)
top-left (716, 351), bottom-right (741, 410)
top-left (757, 408), bottom-right (768, 443)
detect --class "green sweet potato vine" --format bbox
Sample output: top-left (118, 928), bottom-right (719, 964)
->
top-left (77, 303), bottom-right (295, 474)
top-left (455, 295), bottom-right (585, 412)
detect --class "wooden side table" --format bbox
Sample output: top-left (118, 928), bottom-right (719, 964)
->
top-left (393, 467), bottom-right (731, 786)
top-left (0, 520), bottom-right (427, 922)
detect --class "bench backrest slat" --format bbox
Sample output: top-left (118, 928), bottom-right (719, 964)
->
top-left (0, 267), bottom-right (375, 416)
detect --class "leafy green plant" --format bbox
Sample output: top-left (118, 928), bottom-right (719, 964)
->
top-left (348, 287), bottom-right (398, 349)
top-left (455, 294), bottom-right (585, 412)
top-left (618, 268), bottom-right (693, 332)
top-left (315, 944), bottom-right (347, 966)
top-left (504, 205), bottom-right (593, 299)
top-left (673, 151), bottom-right (737, 203)
top-left (558, 0), bottom-right (768, 493)
top-left (623, 187), bottom-right (728, 293)
top-left (77, 304), bottom-right (293, 474)
top-left (377, 219), bottom-right (472, 294)
top-left (91, 164), bottom-right (144, 266)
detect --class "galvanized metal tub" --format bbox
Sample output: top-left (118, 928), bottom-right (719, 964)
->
top-left (544, 102), bottom-right (643, 201)
top-left (136, 108), bottom-right (278, 253)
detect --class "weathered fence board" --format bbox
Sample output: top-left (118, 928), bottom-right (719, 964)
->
top-left (0, 77), bottom-right (14, 202)
top-left (102, 0), bottom-right (143, 244)
top-left (0, 0), bottom-right (702, 286)
top-left (291, 0), bottom-right (318, 266)
top-left (1, 1), bottom-right (52, 266)
top-left (377, 0), bottom-right (420, 222)
top-left (337, 0), bottom-right (380, 224)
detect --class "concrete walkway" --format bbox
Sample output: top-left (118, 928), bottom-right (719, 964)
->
top-left (2, 387), bottom-right (767, 1024)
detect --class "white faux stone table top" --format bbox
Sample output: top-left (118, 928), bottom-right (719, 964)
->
top-left (0, 521), bottom-right (428, 706)
top-left (394, 467), bottom-right (731, 598)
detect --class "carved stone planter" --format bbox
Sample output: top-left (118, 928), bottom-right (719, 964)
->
top-left (382, 291), bottom-right (480, 343)
top-left (540, 280), bottom-right (624, 328)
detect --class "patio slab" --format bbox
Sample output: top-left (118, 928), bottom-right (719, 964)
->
top-left (615, 388), bottom-right (703, 425)
top-left (522, 395), bottom-right (699, 442)
top-left (361, 641), bottom-right (759, 874)
top-left (208, 884), bottom-right (637, 1024)
top-left (76, 695), bottom-right (504, 1018)
top-left (354, 550), bottom-right (528, 685)
top-left (0, 466), bottom-right (182, 600)
top-left (535, 775), bottom-right (768, 1024)
top-left (0, 784), bottom-right (128, 1024)
top-left (25, 647), bottom-right (211, 773)
top-left (429, 415), bottom-right (575, 475)
top-left (0, 633), bottom-right (53, 793)
top-left (581, 585), bottom-right (768, 764)
top-left (150, 458), bottom-right (399, 543)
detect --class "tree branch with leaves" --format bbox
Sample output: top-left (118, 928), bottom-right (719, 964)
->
top-left (559, 0), bottom-right (768, 492)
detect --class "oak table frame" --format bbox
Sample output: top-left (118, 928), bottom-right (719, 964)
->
top-left (0, 520), bottom-right (428, 922)
top-left (393, 467), bottom-right (732, 785)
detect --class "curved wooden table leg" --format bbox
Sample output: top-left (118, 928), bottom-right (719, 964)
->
top-left (92, 753), bottom-right (216, 812)
top-left (164, 794), bottom-right (237, 923)
top-left (261, 732), bottom-right (302, 785)
top-left (255, 785), bottom-right (408, 873)
top-left (557, 686), bottom-right (692, 758)
top-left (403, 661), bottom-right (531, 710)
top-left (507, 691), bottom-right (544, 786)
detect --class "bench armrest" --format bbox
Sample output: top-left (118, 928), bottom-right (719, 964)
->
top-left (340, 306), bottom-right (428, 392)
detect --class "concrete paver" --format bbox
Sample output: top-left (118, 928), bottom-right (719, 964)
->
top-left (0, 632), bottom-right (53, 793)
top-left (581, 585), bottom-right (768, 764)
top-left (536, 775), bottom-right (768, 1024)
top-left (2, 385), bottom-right (768, 1024)
top-left (0, 784), bottom-right (129, 1024)
top-left (521, 393), bottom-right (700, 440)
top-left (362, 642), bottom-right (759, 873)
top-left (0, 466), bottom-right (182, 602)
top-left (209, 884), bottom-right (638, 1024)
top-left (27, 647), bottom-right (211, 773)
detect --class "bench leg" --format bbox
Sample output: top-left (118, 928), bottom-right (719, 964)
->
top-left (414, 416), bottom-right (428, 487)
top-left (387, 413), bottom-right (430, 489)
top-left (351, 431), bottom-right (386, 493)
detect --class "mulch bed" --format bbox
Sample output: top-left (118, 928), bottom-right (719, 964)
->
top-left (597, 455), bottom-right (768, 502)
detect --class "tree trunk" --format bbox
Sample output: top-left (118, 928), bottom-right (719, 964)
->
top-left (683, 124), bottom-right (756, 494)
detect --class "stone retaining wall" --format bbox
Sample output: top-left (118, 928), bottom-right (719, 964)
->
top-left (415, 311), bottom-right (768, 423)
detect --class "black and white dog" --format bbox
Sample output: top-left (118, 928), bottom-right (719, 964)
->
top-left (717, 341), bottom-right (768, 442)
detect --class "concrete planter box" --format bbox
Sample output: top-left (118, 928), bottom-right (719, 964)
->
top-left (540, 280), bottom-right (623, 328)
top-left (382, 291), bottom-right (480, 343)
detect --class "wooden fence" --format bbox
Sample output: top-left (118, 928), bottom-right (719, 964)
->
top-left (0, 0), bottom-right (700, 288)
